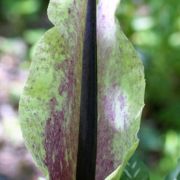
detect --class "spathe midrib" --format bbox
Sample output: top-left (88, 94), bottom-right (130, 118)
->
top-left (76, 0), bottom-right (97, 179)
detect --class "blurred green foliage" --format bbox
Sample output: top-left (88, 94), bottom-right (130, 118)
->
top-left (0, 0), bottom-right (179, 179)
top-left (0, 0), bottom-right (50, 37)
top-left (165, 159), bottom-right (180, 180)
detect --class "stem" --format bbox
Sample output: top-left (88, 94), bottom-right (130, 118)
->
top-left (76, 0), bottom-right (97, 179)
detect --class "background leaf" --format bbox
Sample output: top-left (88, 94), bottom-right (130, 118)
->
top-left (165, 160), bottom-right (180, 180)
top-left (121, 154), bottom-right (150, 180)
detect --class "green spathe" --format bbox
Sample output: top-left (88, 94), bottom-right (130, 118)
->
top-left (19, 0), bottom-right (145, 179)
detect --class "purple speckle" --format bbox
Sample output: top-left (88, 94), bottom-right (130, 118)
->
top-left (44, 95), bottom-right (79, 180)
top-left (44, 97), bottom-right (73, 180)
top-left (58, 59), bottom-right (75, 97)
top-left (96, 86), bottom-right (128, 179)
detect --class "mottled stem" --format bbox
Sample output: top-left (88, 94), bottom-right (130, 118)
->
top-left (76, 0), bottom-right (97, 179)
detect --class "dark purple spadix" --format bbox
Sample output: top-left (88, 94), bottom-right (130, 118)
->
top-left (76, 0), bottom-right (97, 179)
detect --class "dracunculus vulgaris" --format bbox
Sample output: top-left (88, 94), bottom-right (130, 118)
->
top-left (19, 0), bottom-right (145, 179)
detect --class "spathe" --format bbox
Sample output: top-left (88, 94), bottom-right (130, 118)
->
top-left (19, 0), bottom-right (145, 179)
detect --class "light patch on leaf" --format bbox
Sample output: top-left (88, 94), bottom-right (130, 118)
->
top-left (104, 87), bottom-right (129, 131)
top-left (97, 0), bottom-right (121, 44)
